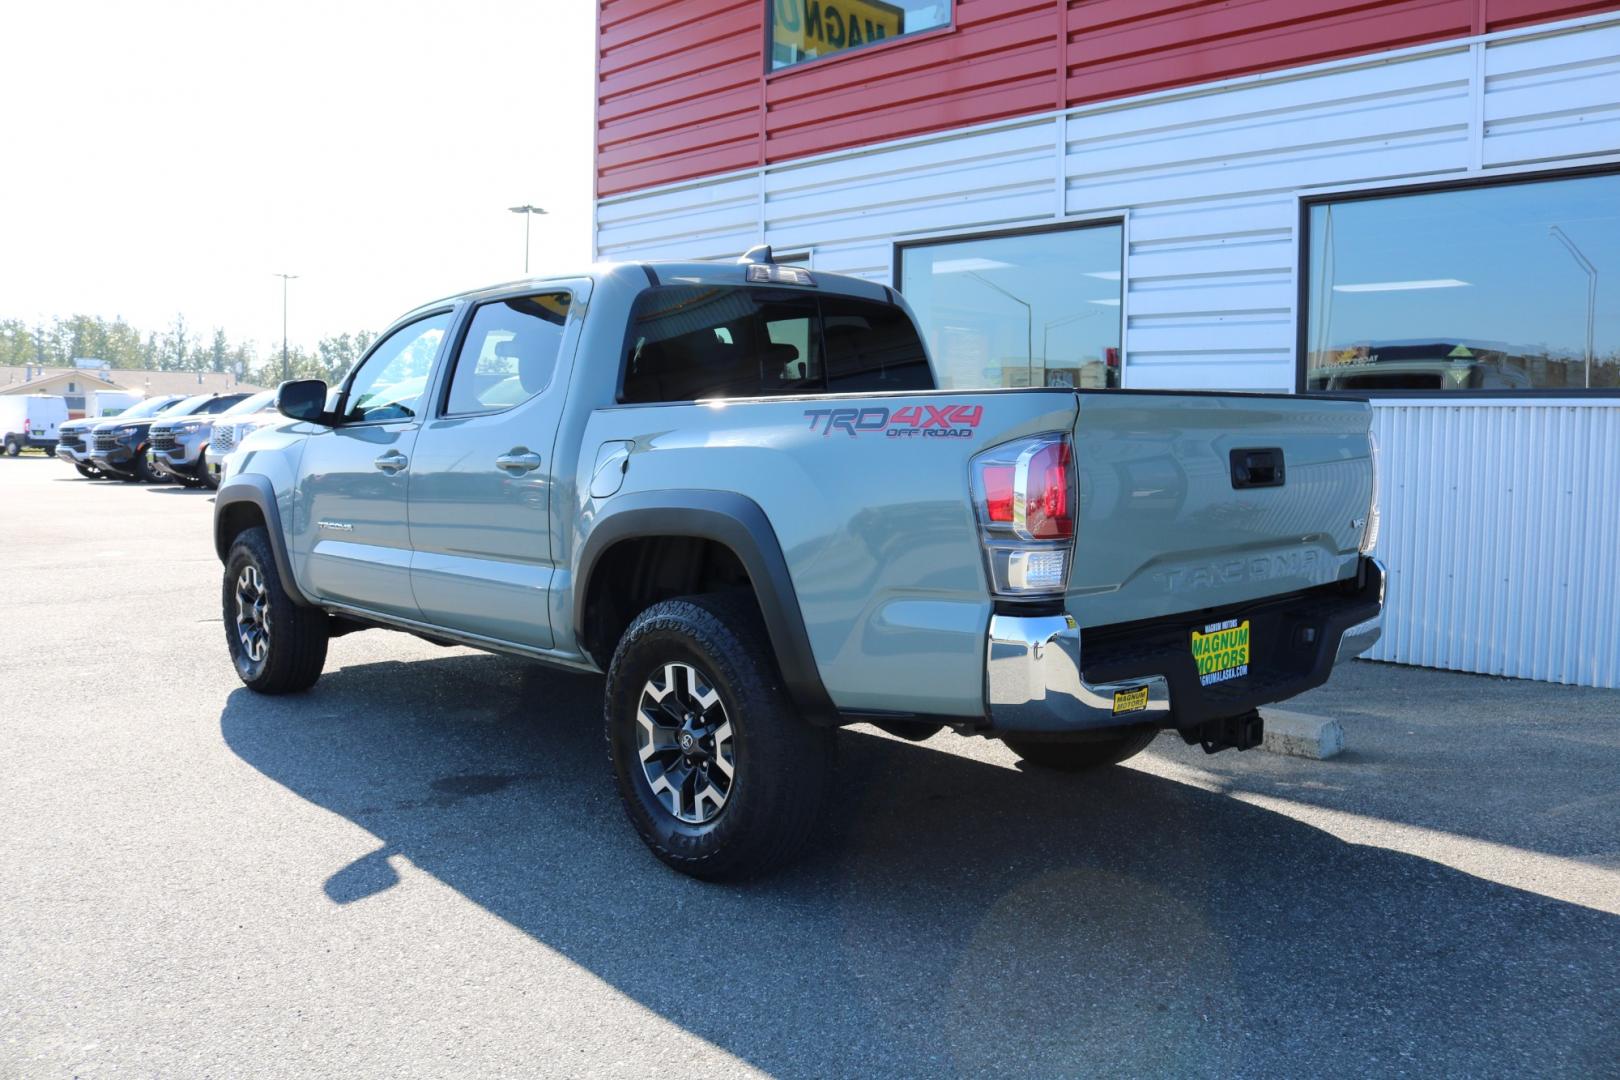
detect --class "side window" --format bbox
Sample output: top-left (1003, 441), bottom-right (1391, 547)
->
top-left (443, 293), bottom-right (571, 415)
top-left (821, 296), bottom-right (934, 393)
top-left (341, 312), bottom-right (452, 423)
top-left (621, 286), bottom-right (820, 403)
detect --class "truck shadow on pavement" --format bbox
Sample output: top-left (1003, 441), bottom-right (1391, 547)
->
top-left (220, 651), bottom-right (1620, 1077)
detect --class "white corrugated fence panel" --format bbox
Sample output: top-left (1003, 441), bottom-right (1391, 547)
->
top-left (1369, 401), bottom-right (1620, 689)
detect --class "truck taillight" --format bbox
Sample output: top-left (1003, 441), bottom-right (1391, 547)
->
top-left (1016, 438), bottom-right (1072, 541)
top-left (971, 433), bottom-right (1076, 597)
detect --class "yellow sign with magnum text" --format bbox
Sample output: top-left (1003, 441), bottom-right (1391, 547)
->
top-left (772, 0), bottom-right (904, 63)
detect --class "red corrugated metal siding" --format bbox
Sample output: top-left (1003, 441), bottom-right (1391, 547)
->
top-left (596, 0), bottom-right (765, 197)
top-left (595, 0), bottom-right (1620, 196)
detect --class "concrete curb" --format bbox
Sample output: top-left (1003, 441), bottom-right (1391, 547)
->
top-left (1260, 708), bottom-right (1344, 759)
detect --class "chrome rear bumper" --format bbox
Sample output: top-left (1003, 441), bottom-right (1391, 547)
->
top-left (986, 558), bottom-right (1385, 733)
top-left (987, 613), bottom-right (1171, 732)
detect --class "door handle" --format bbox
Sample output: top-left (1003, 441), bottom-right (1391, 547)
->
top-left (374, 450), bottom-right (409, 473)
top-left (495, 450), bottom-right (542, 474)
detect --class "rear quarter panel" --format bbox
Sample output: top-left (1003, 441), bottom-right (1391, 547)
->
top-left (575, 391), bottom-right (1078, 717)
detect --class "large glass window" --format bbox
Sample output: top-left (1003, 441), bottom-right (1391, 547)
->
top-left (620, 285), bottom-right (932, 403)
top-left (444, 293), bottom-right (571, 415)
top-left (770, 1), bottom-right (950, 70)
top-left (1305, 172), bottom-right (1619, 393)
top-left (898, 224), bottom-right (1124, 390)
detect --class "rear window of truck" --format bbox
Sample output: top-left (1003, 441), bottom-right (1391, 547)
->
top-left (619, 286), bottom-right (934, 403)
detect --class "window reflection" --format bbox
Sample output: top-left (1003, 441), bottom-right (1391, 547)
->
top-left (1306, 173), bottom-right (1618, 392)
top-left (770, 0), bottom-right (950, 70)
top-left (899, 225), bottom-right (1124, 390)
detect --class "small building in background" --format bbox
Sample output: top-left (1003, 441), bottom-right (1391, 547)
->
top-left (0, 366), bottom-right (264, 417)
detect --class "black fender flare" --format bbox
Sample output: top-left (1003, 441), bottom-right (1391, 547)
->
top-left (574, 489), bottom-right (839, 725)
top-left (214, 474), bottom-right (313, 607)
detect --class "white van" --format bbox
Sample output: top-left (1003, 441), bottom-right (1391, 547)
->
top-left (0, 395), bottom-right (70, 456)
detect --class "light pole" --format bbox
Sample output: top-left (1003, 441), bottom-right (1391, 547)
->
top-left (274, 273), bottom-right (299, 384)
top-left (968, 272), bottom-right (1034, 386)
top-left (1549, 226), bottom-right (1598, 389)
top-left (509, 204), bottom-right (548, 275)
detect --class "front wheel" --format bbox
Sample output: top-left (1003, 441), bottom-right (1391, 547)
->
top-left (199, 463), bottom-right (220, 490)
top-left (1004, 726), bottom-right (1160, 772)
top-left (222, 525), bottom-right (329, 693)
top-left (605, 594), bottom-right (833, 881)
top-left (134, 452), bottom-right (167, 484)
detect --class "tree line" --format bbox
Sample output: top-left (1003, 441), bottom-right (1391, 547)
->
top-left (0, 314), bottom-right (375, 387)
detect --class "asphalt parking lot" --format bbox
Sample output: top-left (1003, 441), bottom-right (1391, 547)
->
top-left (3, 457), bottom-right (1618, 1078)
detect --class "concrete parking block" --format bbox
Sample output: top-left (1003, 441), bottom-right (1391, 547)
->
top-left (1260, 708), bottom-right (1344, 759)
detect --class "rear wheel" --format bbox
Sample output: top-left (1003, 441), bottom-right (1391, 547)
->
top-left (1004, 726), bottom-right (1160, 772)
top-left (605, 593), bottom-right (833, 881)
top-left (223, 525), bottom-right (328, 694)
top-left (3, 437), bottom-right (19, 457)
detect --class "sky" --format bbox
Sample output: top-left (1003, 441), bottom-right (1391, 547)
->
top-left (0, 0), bottom-right (597, 358)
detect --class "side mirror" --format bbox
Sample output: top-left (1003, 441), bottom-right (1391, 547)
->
top-left (276, 379), bottom-right (330, 423)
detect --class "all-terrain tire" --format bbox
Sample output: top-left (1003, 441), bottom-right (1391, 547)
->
top-left (605, 593), bottom-right (834, 881)
top-left (223, 525), bottom-right (329, 694)
top-left (1004, 725), bottom-right (1160, 772)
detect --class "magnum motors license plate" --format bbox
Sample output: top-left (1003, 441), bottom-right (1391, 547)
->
top-left (1192, 619), bottom-right (1250, 687)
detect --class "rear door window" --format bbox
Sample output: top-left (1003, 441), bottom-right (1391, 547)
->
top-left (620, 286), bottom-right (933, 403)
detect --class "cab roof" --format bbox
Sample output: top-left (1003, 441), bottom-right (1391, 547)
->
top-left (398, 247), bottom-right (893, 324)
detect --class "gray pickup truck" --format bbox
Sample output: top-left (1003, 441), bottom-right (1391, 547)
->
top-left (215, 249), bottom-right (1383, 879)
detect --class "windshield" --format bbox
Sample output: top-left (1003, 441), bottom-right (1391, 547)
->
top-left (222, 390), bottom-right (276, 416)
top-left (166, 394), bottom-right (223, 417)
top-left (117, 395), bottom-right (183, 420)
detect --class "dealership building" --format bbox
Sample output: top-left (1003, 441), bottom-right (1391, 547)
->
top-left (593, 0), bottom-right (1620, 687)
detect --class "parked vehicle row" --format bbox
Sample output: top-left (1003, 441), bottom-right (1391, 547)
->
top-left (53, 390), bottom-right (274, 486)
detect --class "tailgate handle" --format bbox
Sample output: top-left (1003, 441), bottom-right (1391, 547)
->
top-left (1230, 447), bottom-right (1284, 489)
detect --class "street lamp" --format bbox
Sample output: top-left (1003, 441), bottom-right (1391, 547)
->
top-left (967, 272), bottom-right (1034, 386)
top-left (273, 273), bottom-right (299, 384)
top-left (1549, 226), bottom-right (1598, 389)
top-left (509, 204), bottom-right (548, 275)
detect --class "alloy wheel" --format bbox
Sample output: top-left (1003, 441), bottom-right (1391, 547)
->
top-left (234, 565), bottom-right (271, 663)
top-left (636, 661), bottom-right (736, 824)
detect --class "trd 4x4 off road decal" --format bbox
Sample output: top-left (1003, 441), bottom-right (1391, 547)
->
top-left (803, 404), bottom-right (982, 439)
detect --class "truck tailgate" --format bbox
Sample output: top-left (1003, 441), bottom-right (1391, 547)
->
top-left (1068, 393), bottom-right (1373, 629)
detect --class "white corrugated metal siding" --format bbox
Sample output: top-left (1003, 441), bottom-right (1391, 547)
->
top-left (1370, 401), bottom-right (1620, 688)
top-left (594, 14), bottom-right (1620, 687)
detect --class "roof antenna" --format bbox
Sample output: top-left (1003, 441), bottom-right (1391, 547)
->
top-left (738, 244), bottom-right (774, 265)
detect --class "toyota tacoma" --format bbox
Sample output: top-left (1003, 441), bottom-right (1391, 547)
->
top-left (215, 250), bottom-right (1384, 879)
